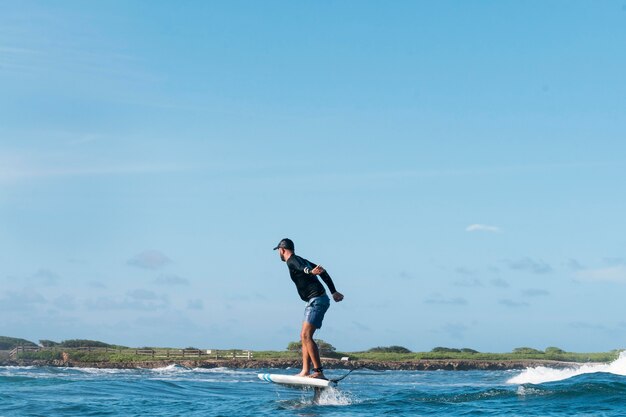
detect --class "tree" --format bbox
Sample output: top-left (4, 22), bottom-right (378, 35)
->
top-left (59, 339), bottom-right (113, 348)
top-left (544, 346), bottom-right (565, 355)
top-left (287, 339), bottom-right (336, 354)
top-left (512, 347), bottom-right (543, 355)
top-left (39, 340), bottom-right (60, 348)
top-left (367, 346), bottom-right (412, 354)
top-left (0, 336), bottom-right (37, 350)
top-left (431, 347), bottom-right (461, 353)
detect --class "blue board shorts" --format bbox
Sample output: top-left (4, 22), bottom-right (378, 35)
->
top-left (303, 294), bottom-right (330, 329)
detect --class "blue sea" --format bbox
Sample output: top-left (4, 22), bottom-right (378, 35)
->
top-left (2, 353), bottom-right (626, 416)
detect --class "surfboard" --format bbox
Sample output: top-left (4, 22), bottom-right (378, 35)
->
top-left (258, 373), bottom-right (336, 388)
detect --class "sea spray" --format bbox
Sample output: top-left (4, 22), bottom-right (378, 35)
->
top-left (507, 350), bottom-right (626, 385)
top-left (315, 386), bottom-right (357, 406)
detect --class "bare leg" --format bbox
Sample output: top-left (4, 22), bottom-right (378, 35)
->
top-left (300, 321), bottom-right (325, 379)
top-left (296, 328), bottom-right (311, 377)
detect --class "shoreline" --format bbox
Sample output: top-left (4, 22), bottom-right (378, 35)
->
top-left (0, 358), bottom-right (582, 371)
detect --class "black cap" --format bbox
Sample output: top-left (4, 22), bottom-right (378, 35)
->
top-left (273, 238), bottom-right (294, 251)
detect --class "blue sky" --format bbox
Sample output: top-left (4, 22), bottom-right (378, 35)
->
top-left (1, 0), bottom-right (625, 352)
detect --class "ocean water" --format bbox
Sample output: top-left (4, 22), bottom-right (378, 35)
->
top-left (2, 353), bottom-right (626, 416)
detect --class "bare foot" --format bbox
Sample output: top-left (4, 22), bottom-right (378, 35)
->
top-left (295, 370), bottom-right (310, 377)
top-left (307, 371), bottom-right (327, 380)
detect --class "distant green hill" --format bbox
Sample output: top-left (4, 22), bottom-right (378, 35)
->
top-left (0, 336), bottom-right (38, 350)
top-left (58, 339), bottom-right (119, 348)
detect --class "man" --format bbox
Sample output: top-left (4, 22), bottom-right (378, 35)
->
top-left (274, 238), bottom-right (344, 379)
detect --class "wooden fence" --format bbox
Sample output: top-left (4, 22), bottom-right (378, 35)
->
top-left (133, 349), bottom-right (254, 359)
top-left (9, 346), bottom-right (253, 360)
top-left (9, 346), bottom-right (41, 358)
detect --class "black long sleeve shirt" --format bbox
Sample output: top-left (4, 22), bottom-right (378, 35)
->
top-left (286, 254), bottom-right (337, 302)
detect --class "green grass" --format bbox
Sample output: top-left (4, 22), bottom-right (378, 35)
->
top-left (244, 350), bottom-right (620, 363)
top-left (251, 350), bottom-right (301, 360)
top-left (17, 351), bottom-right (62, 360)
top-left (15, 348), bottom-right (621, 364)
top-left (346, 351), bottom-right (619, 362)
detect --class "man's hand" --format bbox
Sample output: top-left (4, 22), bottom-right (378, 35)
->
top-left (311, 265), bottom-right (325, 275)
top-left (332, 292), bottom-right (344, 302)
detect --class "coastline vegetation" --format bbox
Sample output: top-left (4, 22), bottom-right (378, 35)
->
top-left (254, 344), bottom-right (618, 363)
top-left (2, 336), bottom-right (621, 364)
top-left (0, 336), bottom-right (38, 350)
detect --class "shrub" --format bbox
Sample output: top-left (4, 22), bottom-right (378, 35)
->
top-left (39, 340), bottom-right (60, 348)
top-left (59, 339), bottom-right (113, 348)
top-left (287, 339), bottom-right (336, 354)
top-left (460, 348), bottom-right (479, 354)
top-left (68, 351), bottom-right (109, 362)
top-left (545, 346), bottom-right (565, 355)
top-left (287, 341), bottom-right (300, 351)
top-left (512, 347), bottom-right (543, 355)
top-left (18, 350), bottom-right (62, 360)
top-left (431, 347), bottom-right (461, 353)
top-left (367, 346), bottom-right (412, 354)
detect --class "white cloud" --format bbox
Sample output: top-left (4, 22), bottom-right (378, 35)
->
top-left (127, 250), bottom-right (172, 270)
top-left (465, 224), bottom-right (501, 233)
top-left (499, 299), bottom-right (530, 308)
top-left (505, 258), bottom-right (553, 274)
top-left (577, 266), bottom-right (626, 283)
top-left (85, 295), bottom-right (169, 311)
top-left (453, 278), bottom-right (483, 288)
top-left (127, 289), bottom-right (158, 301)
top-left (31, 269), bottom-right (61, 286)
top-left (424, 294), bottom-right (468, 306)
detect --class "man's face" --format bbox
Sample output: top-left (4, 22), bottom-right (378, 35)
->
top-left (279, 248), bottom-right (286, 262)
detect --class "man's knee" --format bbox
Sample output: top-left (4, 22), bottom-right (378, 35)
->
top-left (301, 324), bottom-right (315, 342)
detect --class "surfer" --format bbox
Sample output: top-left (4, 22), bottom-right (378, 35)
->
top-left (274, 238), bottom-right (344, 380)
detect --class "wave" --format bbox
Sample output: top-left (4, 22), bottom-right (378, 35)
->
top-left (149, 365), bottom-right (253, 376)
top-left (151, 364), bottom-right (188, 373)
top-left (515, 372), bottom-right (626, 398)
top-left (507, 351), bottom-right (626, 385)
top-left (77, 367), bottom-right (136, 375)
top-left (190, 367), bottom-right (251, 375)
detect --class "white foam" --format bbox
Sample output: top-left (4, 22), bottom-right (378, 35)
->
top-left (516, 385), bottom-right (546, 396)
top-left (190, 367), bottom-right (250, 375)
top-left (78, 367), bottom-right (135, 375)
top-left (315, 386), bottom-right (357, 406)
top-left (507, 351), bottom-right (626, 385)
top-left (151, 364), bottom-right (187, 373)
top-left (0, 366), bottom-right (35, 370)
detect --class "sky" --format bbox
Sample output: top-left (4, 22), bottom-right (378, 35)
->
top-left (1, 0), bottom-right (626, 353)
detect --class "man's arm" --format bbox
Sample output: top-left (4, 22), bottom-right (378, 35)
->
top-left (311, 265), bottom-right (344, 302)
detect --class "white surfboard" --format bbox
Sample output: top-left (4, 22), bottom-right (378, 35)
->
top-left (258, 373), bottom-right (336, 388)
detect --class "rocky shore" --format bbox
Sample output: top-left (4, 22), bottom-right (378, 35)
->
top-left (0, 357), bottom-right (581, 371)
